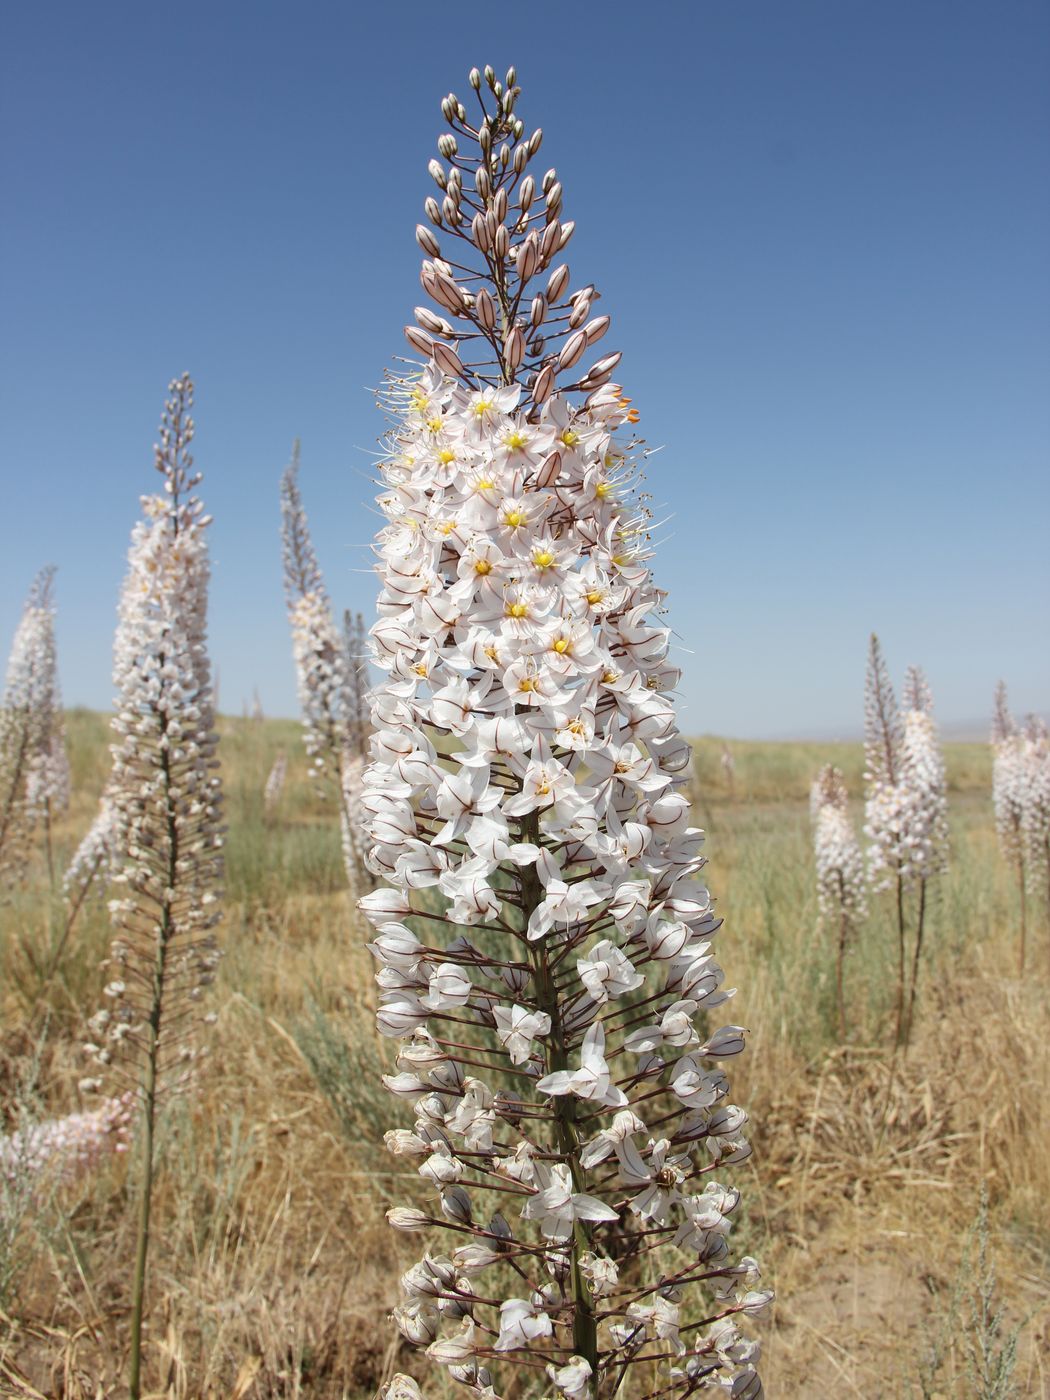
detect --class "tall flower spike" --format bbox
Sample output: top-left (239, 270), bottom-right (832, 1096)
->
top-left (863, 633), bottom-right (911, 1044)
top-left (991, 682), bottom-right (1028, 971)
top-left (279, 449), bottom-right (373, 894)
top-left (84, 374), bottom-right (224, 1399)
top-left (897, 665), bottom-right (949, 1045)
top-left (280, 441), bottom-right (349, 782)
top-left (0, 567), bottom-right (61, 887)
top-left (362, 67), bottom-right (768, 1400)
top-left (263, 752), bottom-right (287, 820)
top-left (810, 765), bottom-right (867, 1040)
top-left (1020, 716), bottom-right (1050, 953)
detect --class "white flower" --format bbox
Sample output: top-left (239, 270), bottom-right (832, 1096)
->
top-left (521, 1162), bottom-right (619, 1242)
top-left (494, 1296), bottom-right (553, 1351)
top-left (577, 940), bottom-right (644, 1004)
top-left (536, 1022), bottom-right (628, 1108)
top-left (492, 1005), bottom-right (551, 1064)
top-left (546, 1356), bottom-right (593, 1397)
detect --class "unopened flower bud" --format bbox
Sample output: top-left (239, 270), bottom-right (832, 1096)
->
top-left (546, 263), bottom-right (570, 302)
top-left (415, 225), bottom-right (440, 257)
top-left (441, 1185), bottom-right (473, 1224)
top-left (388, 1206), bottom-right (431, 1231)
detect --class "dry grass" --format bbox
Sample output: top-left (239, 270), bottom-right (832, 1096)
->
top-left (1, 713), bottom-right (1047, 1397)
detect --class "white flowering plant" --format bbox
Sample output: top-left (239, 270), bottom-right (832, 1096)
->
top-left (992, 683), bottom-right (1049, 971)
top-left (864, 637), bottom-right (949, 1047)
top-left (359, 65), bottom-right (768, 1400)
top-left (0, 567), bottom-right (65, 888)
top-left (280, 448), bottom-right (373, 894)
top-left (810, 764), bottom-right (867, 1040)
top-left (82, 374), bottom-right (224, 1400)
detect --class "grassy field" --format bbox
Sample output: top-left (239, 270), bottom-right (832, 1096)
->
top-left (1, 712), bottom-right (1048, 1397)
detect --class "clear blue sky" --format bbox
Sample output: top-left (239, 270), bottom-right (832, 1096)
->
top-left (2, 1), bottom-right (1047, 738)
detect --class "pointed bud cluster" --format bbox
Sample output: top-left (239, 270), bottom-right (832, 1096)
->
top-left (1, 1094), bottom-right (133, 1190)
top-left (0, 567), bottom-right (65, 883)
top-left (362, 67), bottom-right (766, 1400)
top-left (85, 375), bottom-right (224, 1095)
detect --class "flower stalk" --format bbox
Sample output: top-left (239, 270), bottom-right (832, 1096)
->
top-left (864, 640), bottom-right (948, 1048)
top-left (810, 765), bottom-right (866, 1040)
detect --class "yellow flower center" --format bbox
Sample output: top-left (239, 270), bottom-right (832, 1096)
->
top-left (602, 670), bottom-right (620, 684)
top-left (437, 449), bottom-right (456, 465)
top-left (504, 430), bottom-right (528, 450)
top-left (474, 558), bottom-right (493, 575)
top-left (426, 417), bottom-right (443, 433)
top-left (484, 645), bottom-right (500, 662)
top-left (409, 388), bottom-right (429, 411)
top-left (586, 589), bottom-right (604, 605)
top-left (507, 602), bottom-right (529, 619)
top-left (473, 399), bottom-right (494, 417)
top-left (532, 549), bottom-right (555, 569)
top-left (414, 664), bottom-right (428, 677)
top-left (560, 428), bottom-right (579, 447)
top-left (552, 638), bottom-right (570, 654)
top-left (518, 677), bottom-right (538, 692)
top-left (475, 477), bottom-right (494, 492)
top-left (504, 509), bottom-right (526, 528)
top-left (595, 481), bottom-right (612, 499)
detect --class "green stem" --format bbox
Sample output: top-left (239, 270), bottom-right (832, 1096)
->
top-left (43, 796), bottom-right (55, 890)
top-left (1017, 857), bottom-right (1027, 976)
top-left (892, 872), bottom-right (907, 1052)
top-left (835, 877), bottom-right (847, 1045)
top-left (129, 731), bottom-right (177, 1397)
top-left (903, 877), bottom-right (928, 1050)
top-left (128, 1026), bottom-right (157, 1399)
top-left (520, 811), bottom-right (598, 1375)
